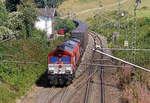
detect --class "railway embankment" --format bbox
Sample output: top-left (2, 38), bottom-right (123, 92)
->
top-left (0, 38), bottom-right (65, 103)
top-left (88, 12), bottom-right (150, 103)
top-left (16, 32), bottom-right (94, 103)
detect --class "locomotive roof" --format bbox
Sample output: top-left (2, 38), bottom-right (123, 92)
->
top-left (72, 20), bottom-right (88, 33)
top-left (57, 40), bottom-right (79, 52)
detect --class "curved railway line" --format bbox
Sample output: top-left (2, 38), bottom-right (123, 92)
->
top-left (18, 31), bottom-right (114, 103)
top-left (47, 31), bottom-right (107, 103)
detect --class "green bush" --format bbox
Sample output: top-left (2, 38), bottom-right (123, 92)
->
top-left (0, 36), bottom-right (65, 103)
top-left (34, 0), bottom-right (66, 8)
top-left (88, 11), bottom-right (150, 67)
top-left (55, 19), bottom-right (76, 33)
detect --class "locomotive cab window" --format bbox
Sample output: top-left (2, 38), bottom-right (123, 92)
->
top-left (62, 56), bottom-right (70, 64)
top-left (50, 56), bottom-right (70, 64)
top-left (50, 56), bottom-right (59, 63)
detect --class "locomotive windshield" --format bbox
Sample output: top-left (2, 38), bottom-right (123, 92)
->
top-left (50, 56), bottom-right (59, 63)
top-left (50, 56), bottom-right (70, 64)
top-left (62, 56), bottom-right (70, 64)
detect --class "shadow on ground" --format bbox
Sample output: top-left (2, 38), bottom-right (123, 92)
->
top-left (36, 70), bottom-right (50, 88)
top-left (36, 70), bottom-right (67, 88)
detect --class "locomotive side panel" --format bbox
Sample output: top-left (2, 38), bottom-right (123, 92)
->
top-left (47, 20), bottom-right (88, 86)
top-left (72, 20), bottom-right (88, 53)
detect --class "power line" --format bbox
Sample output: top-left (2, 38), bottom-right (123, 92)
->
top-left (93, 49), bottom-right (150, 72)
top-left (97, 48), bottom-right (150, 51)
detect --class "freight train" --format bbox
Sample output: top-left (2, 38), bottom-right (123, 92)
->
top-left (47, 20), bottom-right (88, 85)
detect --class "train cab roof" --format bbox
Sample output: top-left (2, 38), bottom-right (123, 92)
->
top-left (55, 39), bottom-right (78, 53)
top-left (71, 38), bottom-right (81, 44)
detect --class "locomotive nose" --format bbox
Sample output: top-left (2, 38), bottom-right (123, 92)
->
top-left (58, 65), bottom-right (62, 68)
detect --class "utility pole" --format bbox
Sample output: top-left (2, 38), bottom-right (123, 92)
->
top-left (44, 0), bottom-right (48, 38)
top-left (132, 0), bottom-right (141, 63)
top-left (118, 0), bottom-right (121, 32)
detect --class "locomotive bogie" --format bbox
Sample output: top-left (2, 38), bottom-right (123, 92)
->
top-left (48, 74), bottom-right (74, 86)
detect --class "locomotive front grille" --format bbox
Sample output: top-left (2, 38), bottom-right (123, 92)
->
top-left (48, 64), bottom-right (73, 74)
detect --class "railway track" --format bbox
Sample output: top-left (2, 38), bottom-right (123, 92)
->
top-left (58, 31), bottom-right (106, 103)
top-left (59, 31), bottom-right (106, 103)
top-left (19, 31), bottom-right (108, 103)
top-left (45, 32), bottom-right (95, 103)
top-left (89, 31), bottom-right (106, 103)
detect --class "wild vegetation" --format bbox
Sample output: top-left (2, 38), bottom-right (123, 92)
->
top-left (57, 0), bottom-right (150, 21)
top-left (88, 10), bottom-right (150, 103)
top-left (34, 0), bottom-right (66, 8)
top-left (55, 18), bottom-right (76, 32)
top-left (0, 0), bottom-right (37, 40)
top-left (88, 11), bottom-right (150, 66)
top-left (0, 0), bottom-right (68, 103)
top-left (5, 0), bottom-right (20, 12)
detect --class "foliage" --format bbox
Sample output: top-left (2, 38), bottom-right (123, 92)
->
top-left (0, 1), bottom-right (38, 39)
top-left (7, 12), bottom-right (24, 32)
top-left (55, 19), bottom-right (76, 32)
top-left (5, 0), bottom-right (21, 12)
top-left (89, 12), bottom-right (150, 102)
top-left (0, 36), bottom-right (64, 103)
top-left (0, 26), bottom-right (14, 40)
top-left (88, 11), bottom-right (150, 67)
top-left (34, 0), bottom-right (66, 8)
top-left (18, 1), bottom-right (37, 38)
top-left (0, 3), bottom-right (8, 26)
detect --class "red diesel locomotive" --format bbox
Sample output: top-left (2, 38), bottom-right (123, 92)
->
top-left (47, 20), bottom-right (88, 85)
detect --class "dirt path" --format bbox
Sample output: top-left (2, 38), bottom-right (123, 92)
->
top-left (61, 0), bottom-right (128, 18)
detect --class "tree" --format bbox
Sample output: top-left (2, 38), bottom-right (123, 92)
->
top-left (0, 2), bottom-right (8, 26)
top-left (7, 12), bottom-right (24, 31)
top-left (0, 26), bottom-right (14, 40)
top-left (18, 1), bottom-right (37, 38)
top-left (55, 19), bottom-right (76, 32)
top-left (5, 0), bottom-right (21, 12)
top-left (34, 0), bottom-right (65, 8)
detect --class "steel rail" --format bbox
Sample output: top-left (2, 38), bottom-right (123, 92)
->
top-left (100, 66), bottom-right (105, 103)
top-left (47, 88), bottom-right (67, 103)
top-left (59, 87), bottom-right (69, 103)
top-left (90, 31), bottom-right (106, 103)
top-left (83, 71), bottom-right (92, 103)
top-left (80, 63), bottom-right (131, 68)
top-left (97, 33), bottom-right (105, 103)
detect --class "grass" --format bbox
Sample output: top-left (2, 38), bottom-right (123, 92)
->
top-left (88, 9), bottom-right (150, 66)
top-left (0, 36), bottom-right (64, 103)
top-left (57, 0), bottom-right (119, 19)
top-left (57, 0), bottom-right (150, 21)
top-left (88, 10), bottom-right (150, 103)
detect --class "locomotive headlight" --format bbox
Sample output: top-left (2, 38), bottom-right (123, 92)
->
top-left (65, 70), bottom-right (71, 74)
top-left (48, 70), bottom-right (54, 74)
top-left (66, 67), bottom-right (72, 71)
top-left (48, 67), bottom-right (54, 74)
top-left (65, 67), bottom-right (72, 74)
